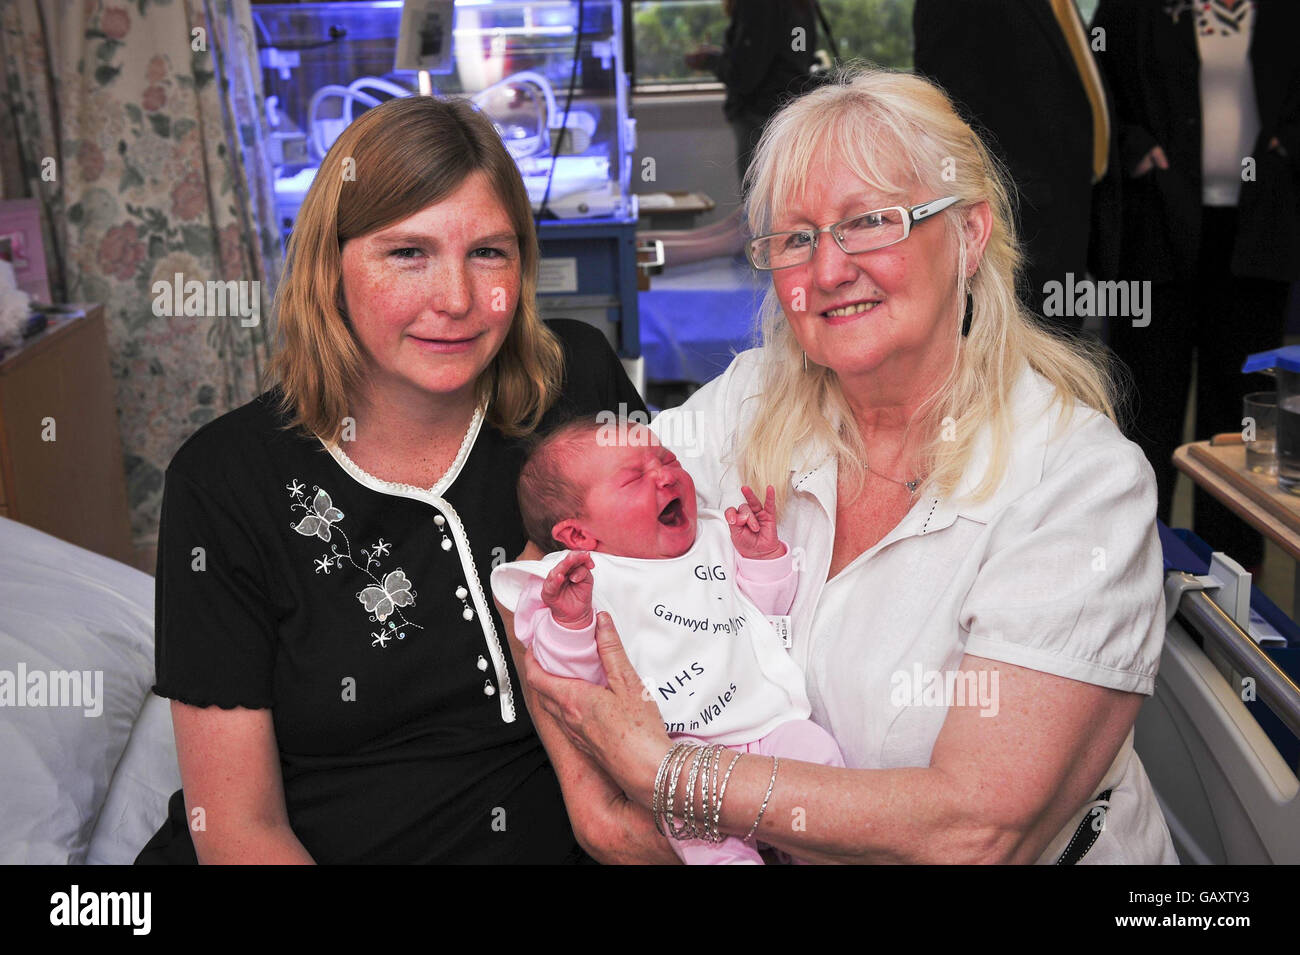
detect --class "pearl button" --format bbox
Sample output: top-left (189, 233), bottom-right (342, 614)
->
top-left (455, 586), bottom-right (468, 599)
top-left (434, 515), bottom-right (445, 527)
top-left (441, 538), bottom-right (452, 551)
top-left (477, 655), bottom-right (488, 671)
top-left (462, 607), bottom-right (474, 621)
top-left (483, 681), bottom-right (496, 697)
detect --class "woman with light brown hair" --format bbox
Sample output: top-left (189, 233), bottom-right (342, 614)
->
top-left (518, 66), bottom-right (1179, 863)
top-left (136, 94), bottom-right (649, 863)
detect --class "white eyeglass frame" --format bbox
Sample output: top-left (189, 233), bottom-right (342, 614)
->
top-left (746, 196), bottom-right (962, 271)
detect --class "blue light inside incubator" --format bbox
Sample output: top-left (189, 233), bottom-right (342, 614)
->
top-left (260, 0), bottom-right (630, 235)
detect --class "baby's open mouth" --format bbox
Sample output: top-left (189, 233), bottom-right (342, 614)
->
top-left (658, 498), bottom-right (686, 527)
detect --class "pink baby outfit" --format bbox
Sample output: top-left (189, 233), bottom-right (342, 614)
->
top-left (490, 510), bottom-right (845, 864)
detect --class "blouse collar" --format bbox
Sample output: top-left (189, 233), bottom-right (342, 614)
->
top-left (919, 366), bottom-right (1068, 532)
top-left (318, 404), bottom-right (486, 502)
top-left (789, 365), bottom-right (1072, 535)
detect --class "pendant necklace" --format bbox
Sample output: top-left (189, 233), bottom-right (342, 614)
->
top-left (864, 460), bottom-right (921, 495)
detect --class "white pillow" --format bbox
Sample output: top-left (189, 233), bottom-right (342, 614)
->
top-left (0, 517), bottom-right (155, 863)
top-left (85, 692), bottom-right (179, 864)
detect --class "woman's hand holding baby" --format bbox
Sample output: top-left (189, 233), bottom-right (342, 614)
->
top-left (725, 485), bottom-right (785, 560)
top-left (523, 612), bottom-right (673, 808)
top-left (541, 551), bottom-right (596, 629)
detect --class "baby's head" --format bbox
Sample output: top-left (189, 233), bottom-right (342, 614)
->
top-left (519, 417), bottom-right (697, 558)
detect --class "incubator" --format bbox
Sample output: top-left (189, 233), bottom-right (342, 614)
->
top-left (256, 0), bottom-right (634, 221)
top-left (254, 0), bottom-right (640, 355)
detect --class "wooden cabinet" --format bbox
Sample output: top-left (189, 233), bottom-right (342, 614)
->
top-left (0, 305), bottom-right (134, 564)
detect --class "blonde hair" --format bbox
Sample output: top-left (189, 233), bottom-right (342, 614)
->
top-left (738, 65), bottom-right (1117, 504)
top-left (269, 95), bottom-right (563, 442)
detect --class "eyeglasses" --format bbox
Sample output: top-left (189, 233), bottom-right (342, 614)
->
top-left (746, 196), bottom-right (961, 271)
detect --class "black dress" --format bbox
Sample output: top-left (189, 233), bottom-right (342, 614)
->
top-left (136, 320), bottom-right (645, 864)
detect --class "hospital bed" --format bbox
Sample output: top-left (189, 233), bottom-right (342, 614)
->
top-left (0, 516), bottom-right (178, 864)
top-left (1137, 524), bottom-right (1300, 863)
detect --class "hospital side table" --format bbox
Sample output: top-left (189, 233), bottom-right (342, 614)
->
top-left (0, 304), bottom-right (134, 564)
top-left (1174, 436), bottom-right (1300, 620)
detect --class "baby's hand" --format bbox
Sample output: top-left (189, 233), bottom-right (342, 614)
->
top-left (726, 485), bottom-right (785, 560)
top-left (541, 551), bottom-right (596, 629)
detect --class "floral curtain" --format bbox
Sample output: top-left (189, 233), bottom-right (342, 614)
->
top-left (0, 0), bottom-right (282, 556)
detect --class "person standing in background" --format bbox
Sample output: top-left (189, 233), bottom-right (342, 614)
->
top-left (1095, 0), bottom-right (1300, 571)
top-left (914, 0), bottom-right (1118, 333)
top-left (685, 0), bottom-right (818, 180)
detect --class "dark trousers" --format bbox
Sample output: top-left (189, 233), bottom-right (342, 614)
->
top-left (730, 108), bottom-right (768, 184)
top-left (1110, 206), bottom-right (1290, 567)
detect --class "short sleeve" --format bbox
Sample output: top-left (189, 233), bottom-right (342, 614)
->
top-left (959, 437), bottom-right (1165, 695)
top-left (152, 468), bottom-right (278, 708)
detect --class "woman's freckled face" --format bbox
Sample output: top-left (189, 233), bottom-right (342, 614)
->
top-left (770, 157), bottom-right (958, 382)
top-left (339, 170), bottom-right (520, 403)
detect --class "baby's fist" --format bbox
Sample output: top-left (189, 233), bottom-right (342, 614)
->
top-left (541, 551), bottom-right (596, 629)
top-left (726, 485), bottom-right (785, 560)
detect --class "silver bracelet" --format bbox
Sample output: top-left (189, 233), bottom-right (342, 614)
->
top-left (696, 748), bottom-right (717, 841)
top-left (742, 756), bottom-right (780, 844)
top-left (655, 748), bottom-right (686, 836)
top-left (712, 751), bottom-right (743, 844)
top-left (670, 743), bottom-right (691, 841)
top-left (661, 743), bottom-right (760, 845)
top-left (700, 744), bottom-right (722, 843)
top-left (651, 743), bottom-right (682, 836)
top-left (701, 744), bottom-right (719, 844)
top-left (684, 743), bottom-right (709, 840)
top-left (692, 745), bottom-right (707, 841)
top-left (663, 743), bottom-right (696, 840)
top-left (705, 745), bottom-right (730, 844)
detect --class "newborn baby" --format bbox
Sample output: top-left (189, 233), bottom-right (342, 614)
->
top-left (490, 417), bottom-right (844, 865)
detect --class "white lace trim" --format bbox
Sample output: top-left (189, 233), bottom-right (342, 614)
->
top-left (319, 404), bottom-right (485, 497)
top-left (434, 497), bottom-right (517, 723)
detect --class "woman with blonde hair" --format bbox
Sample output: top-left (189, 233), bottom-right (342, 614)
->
top-left (136, 94), bottom-right (649, 863)
top-left (518, 66), bottom-right (1178, 863)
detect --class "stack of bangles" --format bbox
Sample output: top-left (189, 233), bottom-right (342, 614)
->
top-left (651, 742), bottom-right (779, 844)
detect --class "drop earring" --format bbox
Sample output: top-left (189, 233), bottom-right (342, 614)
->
top-left (961, 285), bottom-right (974, 337)
top-left (803, 350), bottom-right (809, 373)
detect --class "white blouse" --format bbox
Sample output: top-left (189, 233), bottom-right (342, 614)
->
top-left (652, 349), bottom-right (1178, 864)
top-left (1197, 1), bottom-right (1260, 207)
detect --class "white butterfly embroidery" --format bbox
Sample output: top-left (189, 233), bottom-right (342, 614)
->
top-left (357, 569), bottom-right (415, 621)
top-left (293, 489), bottom-right (344, 542)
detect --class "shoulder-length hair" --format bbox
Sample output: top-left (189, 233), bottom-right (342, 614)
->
top-left (738, 65), bottom-right (1118, 504)
top-left (269, 94), bottom-right (564, 442)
